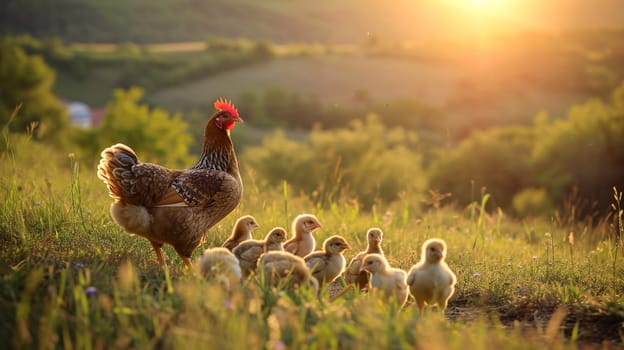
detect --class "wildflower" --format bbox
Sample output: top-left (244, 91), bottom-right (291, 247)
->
top-left (383, 211), bottom-right (392, 227)
top-left (223, 300), bottom-right (233, 310)
top-left (472, 272), bottom-right (481, 278)
top-left (74, 263), bottom-right (84, 269)
top-left (269, 340), bottom-right (286, 350)
top-left (85, 286), bottom-right (97, 297)
top-left (532, 256), bottom-right (538, 261)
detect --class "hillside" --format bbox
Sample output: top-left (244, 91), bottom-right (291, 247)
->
top-left (2, 0), bottom-right (624, 43)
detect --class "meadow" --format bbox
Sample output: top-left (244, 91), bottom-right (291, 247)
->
top-left (1, 128), bottom-right (623, 349)
top-left (3, 0), bottom-right (624, 347)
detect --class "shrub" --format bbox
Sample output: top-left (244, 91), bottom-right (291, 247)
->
top-left (512, 187), bottom-right (555, 217)
top-left (428, 125), bottom-right (535, 211)
top-left (0, 38), bottom-right (68, 140)
top-left (243, 115), bottom-right (426, 209)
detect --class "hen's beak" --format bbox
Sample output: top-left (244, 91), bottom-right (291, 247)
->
top-left (234, 115), bottom-right (244, 123)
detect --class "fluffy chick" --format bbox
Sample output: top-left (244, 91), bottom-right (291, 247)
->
top-left (304, 235), bottom-right (351, 288)
top-left (284, 214), bottom-right (322, 257)
top-left (406, 238), bottom-right (457, 314)
top-left (258, 251), bottom-right (319, 293)
top-left (196, 247), bottom-right (242, 292)
top-left (344, 227), bottom-right (384, 291)
top-left (360, 253), bottom-right (408, 307)
top-left (233, 227), bottom-right (286, 277)
top-left (222, 215), bottom-right (259, 251)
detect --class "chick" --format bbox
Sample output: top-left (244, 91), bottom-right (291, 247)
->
top-left (196, 247), bottom-right (242, 292)
top-left (222, 215), bottom-right (260, 251)
top-left (284, 214), bottom-right (322, 257)
top-left (233, 227), bottom-right (287, 277)
top-left (360, 254), bottom-right (408, 307)
top-left (406, 238), bottom-right (457, 314)
top-left (304, 235), bottom-right (351, 288)
top-left (344, 228), bottom-right (384, 291)
top-left (258, 251), bottom-right (319, 293)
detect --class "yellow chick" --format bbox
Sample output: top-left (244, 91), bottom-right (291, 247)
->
top-left (406, 238), bottom-right (457, 314)
top-left (304, 235), bottom-right (351, 288)
top-left (344, 227), bottom-right (384, 291)
top-left (258, 251), bottom-right (319, 293)
top-left (196, 247), bottom-right (242, 292)
top-left (284, 214), bottom-right (322, 257)
top-left (360, 253), bottom-right (408, 307)
top-left (233, 227), bottom-right (286, 277)
top-left (222, 215), bottom-right (260, 251)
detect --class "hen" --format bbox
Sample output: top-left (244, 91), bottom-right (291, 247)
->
top-left (406, 238), bottom-right (457, 314)
top-left (344, 227), bottom-right (384, 291)
top-left (283, 214), bottom-right (322, 257)
top-left (304, 235), bottom-right (351, 288)
top-left (222, 215), bottom-right (259, 251)
top-left (97, 99), bottom-right (243, 267)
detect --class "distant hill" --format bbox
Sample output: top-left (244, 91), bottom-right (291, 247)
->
top-left (2, 0), bottom-right (624, 43)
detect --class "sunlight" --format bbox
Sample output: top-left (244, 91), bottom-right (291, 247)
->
top-left (460, 0), bottom-right (510, 16)
top-left (440, 0), bottom-right (523, 18)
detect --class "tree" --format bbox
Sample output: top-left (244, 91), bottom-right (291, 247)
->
top-left (97, 87), bottom-right (193, 167)
top-left (532, 88), bottom-right (624, 215)
top-left (428, 125), bottom-right (536, 211)
top-left (0, 38), bottom-right (68, 139)
top-left (244, 115), bottom-right (426, 208)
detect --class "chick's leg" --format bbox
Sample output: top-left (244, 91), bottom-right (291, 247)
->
top-left (150, 241), bottom-right (166, 266)
top-left (416, 299), bottom-right (426, 315)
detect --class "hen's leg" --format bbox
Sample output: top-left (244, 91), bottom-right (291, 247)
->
top-left (180, 256), bottom-right (192, 268)
top-left (150, 241), bottom-right (166, 266)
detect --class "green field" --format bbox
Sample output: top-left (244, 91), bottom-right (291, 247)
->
top-left (1, 131), bottom-right (623, 349)
top-left (150, 54), bottom-right (590, 129)
top-left (3, 3), bottom-right (624, 347)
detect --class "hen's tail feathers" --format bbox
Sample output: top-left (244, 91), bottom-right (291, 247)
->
top-left (97, 144), bottom-right (139, 201)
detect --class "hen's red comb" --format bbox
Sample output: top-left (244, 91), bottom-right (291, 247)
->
top-left (214, 98), bottom-right (239, 117)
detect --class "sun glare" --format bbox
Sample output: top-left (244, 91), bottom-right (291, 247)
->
top-left (464, 0), bottom-right (504, 15)
top-left (444, 0), bottom-right (520, 18)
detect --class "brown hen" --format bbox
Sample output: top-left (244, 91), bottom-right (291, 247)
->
top-left (97, 99), bottom-right (243, 267)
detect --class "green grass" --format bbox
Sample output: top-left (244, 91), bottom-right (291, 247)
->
top-left (1, 133), bottom-right (623, 349)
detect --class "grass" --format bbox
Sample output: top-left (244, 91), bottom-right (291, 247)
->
top-left (1, 133), bottom-right (624, 349)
